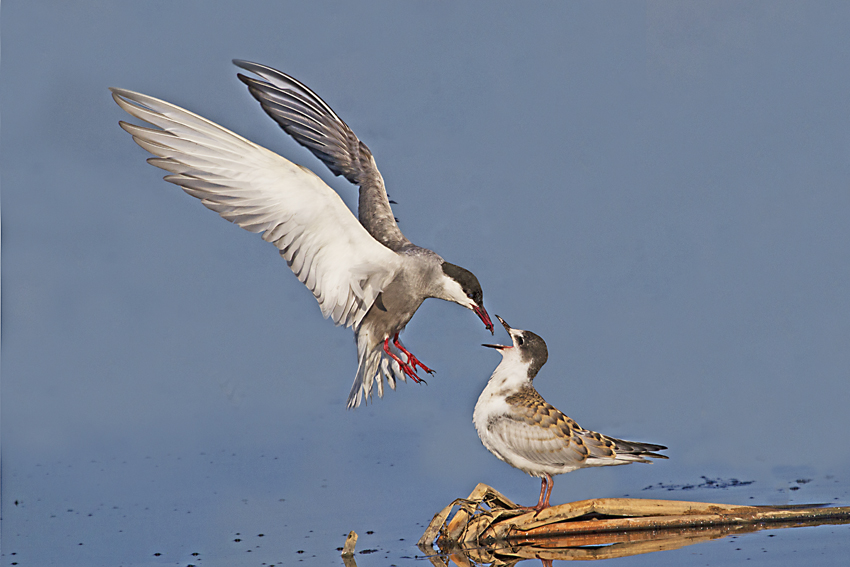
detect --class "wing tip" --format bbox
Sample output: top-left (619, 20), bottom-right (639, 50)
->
top-left (232, 58), bottom-right (259, 72)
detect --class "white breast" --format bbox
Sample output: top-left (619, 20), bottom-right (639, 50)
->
top-left (473, 355), bottom-right (531, 465)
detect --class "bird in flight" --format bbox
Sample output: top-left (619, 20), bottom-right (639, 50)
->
top-left (474, 316), bottom-right (666, 511)
top-left (111, 60), bottom-right (493, 408)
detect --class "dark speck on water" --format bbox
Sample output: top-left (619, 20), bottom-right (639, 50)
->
top-left (644, 476), bottom-right (755, 491)
top-left (7, 9), bottom-right (850, 567)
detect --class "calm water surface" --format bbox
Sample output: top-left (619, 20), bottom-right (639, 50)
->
top-left (4, 2), bottom-right (850, 566)
top-left (4, 417), bottom-right (849, 566)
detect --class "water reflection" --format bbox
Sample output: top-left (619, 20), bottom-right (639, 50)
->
top-left (419, 518), bottom-right (850, 566)
top-left (414, 483), bottom-right (850, 566)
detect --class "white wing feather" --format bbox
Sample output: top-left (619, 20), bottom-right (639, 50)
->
top-left (111, 88), bottom-right (401, 328)
top-left (488, 418), bottom-right (590, 471)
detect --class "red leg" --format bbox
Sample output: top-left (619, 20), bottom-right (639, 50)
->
top-left (530, 474), bottom-right (554, 517)
top-left (534, 477), bottom-right (547, 510)
top-left (383, 337), bottom-right (424, 383)
top-left (542, 473), bottom-right (554, 509)
top-left (392, 333), bottom-right (434, 375)
top-left (515, 476), bottom-right (549, 515)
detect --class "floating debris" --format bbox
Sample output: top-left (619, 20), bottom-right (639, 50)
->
top-left (341, 530), bottom-right (358, 567)
top-left (418, 483), bottom-right (850, 564)
top-left (342, 530), bottom-right (358, 556)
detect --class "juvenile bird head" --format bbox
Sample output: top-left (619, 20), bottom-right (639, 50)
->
top-left (483, 315), bottom-right (549, 379)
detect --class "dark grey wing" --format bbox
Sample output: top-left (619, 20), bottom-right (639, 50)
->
top-left (578, 428), bottom-right (668, 465)
top-left (233, 60), bottom-right (410, 251)
top-left (603, 435), bottom-right (668, 460)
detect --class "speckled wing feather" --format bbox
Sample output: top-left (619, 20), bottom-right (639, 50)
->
top-left (111, 88), bottom-right (402, 329)
top-left (495, 388), bottom-right (667, 469)
top-left (487, 388), bottom-right (591, 470)
top-left (233, 60), bottom-right (410, 252)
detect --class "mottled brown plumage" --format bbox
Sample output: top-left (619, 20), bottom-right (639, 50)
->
top-left (475, 316), bottom-right (667, 512)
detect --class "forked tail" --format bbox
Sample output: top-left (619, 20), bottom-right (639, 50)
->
top-left (604, 436), bottom-right (668, 464)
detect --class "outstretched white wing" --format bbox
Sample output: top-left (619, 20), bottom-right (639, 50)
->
top-left (112, 88), bottom-right (401, 328)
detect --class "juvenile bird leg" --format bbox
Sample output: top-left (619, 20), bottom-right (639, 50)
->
top-left (521, 473), bottom-right (554, 516)
top-left (541, 473), bottom-right (554, 510)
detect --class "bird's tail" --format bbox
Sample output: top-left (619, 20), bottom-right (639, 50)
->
top-left (347, 327), bottom-right (407, 409)
top-left (606, 437), bottom-right (668, 463)
top-left (581, 428), bottom-right (668, 466)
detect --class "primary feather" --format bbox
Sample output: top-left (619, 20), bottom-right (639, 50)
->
top-left (112, 88), bottom-right (400, 358)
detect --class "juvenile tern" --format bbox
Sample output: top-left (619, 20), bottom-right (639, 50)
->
top-left (111, 63), bottom-right (492, 409)
top-left (474, 316), bottom-right (667, 511)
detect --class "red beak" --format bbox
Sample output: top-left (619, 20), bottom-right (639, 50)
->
top-left (474, 305), bottom-right (494, 334)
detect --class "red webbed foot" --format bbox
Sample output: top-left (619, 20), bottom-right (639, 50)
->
top-left (383, 337), bottom-right (427, 384)
top-left (392, 333), bottom-right (435, 375)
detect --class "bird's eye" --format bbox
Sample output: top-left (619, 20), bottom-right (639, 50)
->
top-left (516, 336), bottom-right (524, 346)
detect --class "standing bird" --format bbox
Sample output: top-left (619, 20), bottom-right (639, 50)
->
top-left (474, 316), bottom-right (667, 511)
top-left (111, 61), bottom-right (492, 409)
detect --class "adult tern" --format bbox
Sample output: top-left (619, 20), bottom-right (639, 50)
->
top-left (111, 62), bottom-right (492, 408)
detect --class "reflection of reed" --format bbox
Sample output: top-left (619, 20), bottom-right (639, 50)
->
top-left (417, 483), bottom-right (850, 565)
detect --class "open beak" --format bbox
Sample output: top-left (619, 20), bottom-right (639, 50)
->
top-left (495, 315), bottom-right (512, 334)
top-left (474, 305), bottom-right (495, 335)
top-left (482, 314), bottom-right (512, 349)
